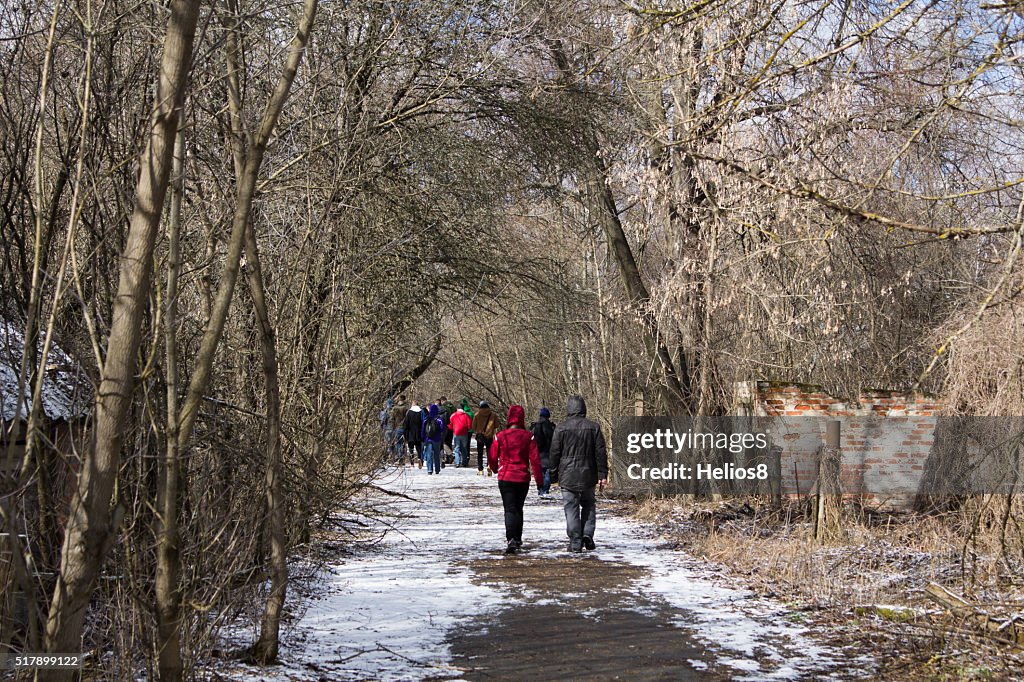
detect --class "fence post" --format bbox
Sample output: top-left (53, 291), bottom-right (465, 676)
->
top-left (769, 443), bottom-right (783, 509)
top-left (814, 420), bottom-right (843, 541)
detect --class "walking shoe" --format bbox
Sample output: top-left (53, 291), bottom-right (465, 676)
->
top-left (487, 469), bottom-right (492, 477)
top-left (568, 541), bottom-right (583, 553)
top-left (583, 536), bottom-right (596, 551)
top-left (477, 470), bottom-right (483, 476)
top-left (505, 540), bottom-right (518, 555)
top-left (418, 461), bottom-right (423, 469)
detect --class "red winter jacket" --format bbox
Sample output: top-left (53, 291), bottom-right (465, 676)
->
top-left (489, 405), bottom-right (543, 486)
top-left (448, 409), bottom-right (472, 436)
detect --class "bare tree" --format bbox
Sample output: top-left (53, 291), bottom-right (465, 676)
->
top-left (42, 0), bottom-right (202, 671)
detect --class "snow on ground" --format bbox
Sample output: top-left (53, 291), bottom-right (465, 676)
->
top-left (220, 468), bottom-right (508, 681)
top-left (624, 520), bottom-right (873, 679)
top-left (219, 465), bottom-right (871, 681)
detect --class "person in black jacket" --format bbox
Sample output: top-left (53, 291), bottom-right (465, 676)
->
top-left (529, 407), bottom-right (556, 497)
top-left (549, 395), bottom-right (607, 553)
top-left (403, 402), bottom-right (425, 468)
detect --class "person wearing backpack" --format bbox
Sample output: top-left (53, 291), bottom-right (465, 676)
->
top-left (421, 403), bottom-right (446, 474)
top-left (488, 405), bottom-right (543, 554)
top-left (471, 401), bottom-right (500, 476)
top-left (529, 407), bottom-right (556, 497)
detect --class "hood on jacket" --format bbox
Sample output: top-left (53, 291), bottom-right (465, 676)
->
top-left (506, 404), bottom-right (525, 428)
top-left (428, 404), bottom-right (439, 418)
top-left (566, 395), bottom-right (587, 417)
top-left (409, 405), bottom-right (421, 412)
top-left (455, 408), bottom-right (466, 414)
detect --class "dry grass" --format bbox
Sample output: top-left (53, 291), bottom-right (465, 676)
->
top-left (631, 496), bottom-right (1024, 680)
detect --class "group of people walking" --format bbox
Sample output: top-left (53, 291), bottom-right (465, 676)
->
top-left (380, 394), bottom-right (608, 555)
top-left (381, 395), bottom-right (498, 474)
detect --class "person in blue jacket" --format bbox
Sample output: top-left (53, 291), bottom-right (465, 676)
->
top-left (421, 403), bottom-right (447, 474)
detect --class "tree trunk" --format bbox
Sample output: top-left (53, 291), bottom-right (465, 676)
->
top-left (243, 221), bottom-right (286, 663)
top-left (156, 124), bottom-right (186, 682)
top-left (544, 34), bottom-right (693, 414)
top-left (813, 421), bottom-right (843, 542)
top-left (387, 334), bottom-right (443, 399)
top-left (585, 141), bottom-right (693, 413)
top-left (43, 0), bottom-right (201, 673)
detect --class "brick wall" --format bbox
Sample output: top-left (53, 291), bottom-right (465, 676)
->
top-left (738, 381), bottom-right (943, 509)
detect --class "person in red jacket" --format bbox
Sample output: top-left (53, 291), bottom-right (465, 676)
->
top-left (448, 407), bottom-right (473, 467)
top-left (488, 405), bottom-right (543, 554)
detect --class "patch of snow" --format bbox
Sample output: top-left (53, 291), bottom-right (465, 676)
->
top-left (602, 514), bottom-right (874, 680)
top-left (221, 470), bottom-right (511, 680)
top-left (0, 320), bottom-right (91, 422)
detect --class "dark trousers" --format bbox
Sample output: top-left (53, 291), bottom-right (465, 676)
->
top-left (476, 435), bottom-right (492, 471)
top-left (563, 486), bottom-right (597, 544)
top-left (498, 480), bottom-right (530, 543)
top-left (408, 441), bottom-right (423, 463)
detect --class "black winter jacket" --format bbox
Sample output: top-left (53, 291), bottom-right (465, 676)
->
top-left (549, 396), bottom-right (607, 492)
top-left (403, 407), bottom-right (424, 444)
top-left (529, 417), bottom-right (556, 468)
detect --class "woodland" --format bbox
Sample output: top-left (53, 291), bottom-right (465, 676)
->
top-left (1, 0), bottom-right (1023, 678)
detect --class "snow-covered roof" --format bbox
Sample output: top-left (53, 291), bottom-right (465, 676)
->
top-left (1, 320), bottom-right (92, 422)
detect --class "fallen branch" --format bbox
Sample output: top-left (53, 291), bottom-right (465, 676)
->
top-left (925, 582), bottom-right (1024, 647)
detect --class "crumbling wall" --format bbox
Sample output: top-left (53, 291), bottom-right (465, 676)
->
top-left (740, 381), bottom-right (943, 509)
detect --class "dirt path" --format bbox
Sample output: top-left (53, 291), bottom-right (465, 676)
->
top-left (221, 466), bottom-right (872, 681)
top-left (449, 555), bottom-right (721, 680)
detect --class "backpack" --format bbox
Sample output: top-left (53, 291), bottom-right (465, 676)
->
top-left (424, 417), bottom-right (440, 439)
